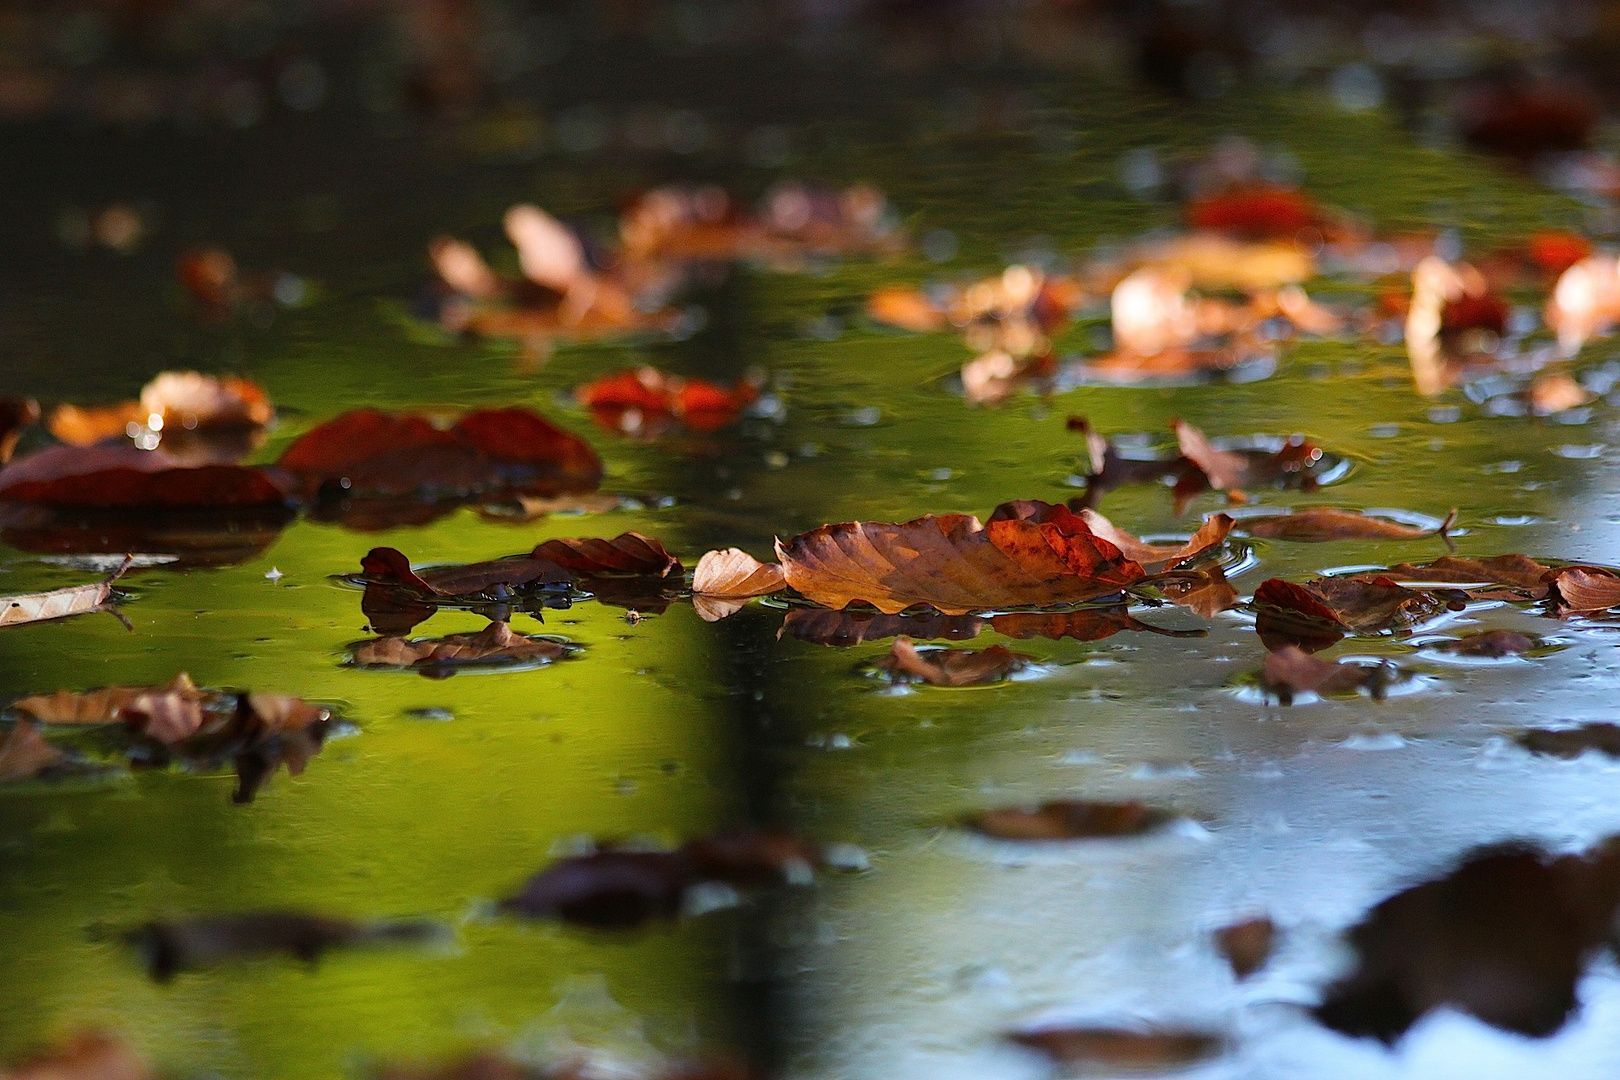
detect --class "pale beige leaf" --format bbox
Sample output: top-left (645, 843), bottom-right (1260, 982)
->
top-left (0, 556), bottom-right (131, 629)
top-left (693, 549), bottom-right (785, 598)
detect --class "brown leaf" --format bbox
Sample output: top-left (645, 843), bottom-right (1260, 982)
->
top-left (1528, 373), bottom-right (1595, 414)
top-left (1548, 567), bottom-right (1620, 616)
top-left (965, 799), bottom-right (1176, 841)
top-left (130, 912), bottom-right (443, 981)
top-left (0, 720), bottom-right (67, 781)
top-left (3, 1033), bottom-right (150, 1080)
top-left (13, 673), bottom-right (198, 725)
top-left (873, 637), bottom-right (1031, 687)
top-left (1261, 646), bottom-right (1395, 705)
top-left (1315, 841), bottom-right (1620, 1042)
top-left (351, 621), bottom-right (568, 675)
top-left (1174, 418), bottom-right (1327, 495)
top-left (1157, 566), bottom-right (1240, 617)
top-left (1519, 724), bottom-right (1620, 758)
top-left (1373, 554), bottom-right (1560, 600)
top-left (1432, 630), bottom-right (1538, 657)
top-left (779, 607), bottom-right (986, 647)
top-left (0, 556), bottom-right (131, 629)
top-left (1076, 509), bottom-right (1234, 570)
top-left (0, 444), bottom-right (290, 510)
top-left (1239, 507), bottom-right (1454, 543)
top-left (532, 533), bottom-right (680, 577)
top-left (778, 508), bottom-right (1146, 616)
top-left (1216, 915), bottom-right (1276, 979)
top-left (277, 407), bottom-right (601, 503)
top-left (360, 547), bottom-right (572, 599)
top-left (680, 828), bottom-right (828, 888)
top-left (1253, 577), bottom-right (1443, 636)
top-left (692, 548), bottom-right (785, 622)
top-left (123, 688), bottom-right (208, 744)
top-left (1009, 1027), bottom-right (1223, 1069)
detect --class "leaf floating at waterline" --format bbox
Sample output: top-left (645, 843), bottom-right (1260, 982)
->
top-left (1547, 567), bottom-right (1620, 616)
top-left (1253, 577), bottom-right (1445, 636)
top-left (130, 912), bottom-right (446, 982)
top-left (351, 622), bottom-right (570, 677)
top-left (0, 721), bottom-right (69, 781)
top-left (531, 533), bottom-right (680, 578)
top-left (1174, 418), bottom-right (1327, 495)
top-left (1261, 646), bottom-right (1398, 705)
top-left (12, 672), bottom-right (198, 725)
top-left (1239, 507), bottom-right (1454, 543)
top-left (965, 799), bottom-right (1177, 841)
top-left (1009, 1026), bottom-right (1223, 1070)
top-left (872, 637), bottom-right (1031, 687)
top-left (1432, 630), bottom-right (1538, 657)
top-left (1074, 508), bottom-right (1235, 569)
top-left (776, 504), bottom-right (1155, 616)
top-left (1365, 554), bottom-right (1561, 600)
top-left (577, 366), bottom-right (760, 435)
top-left (1518, 724), bottom-right (1620, 759)
top-left (1216, 916), bottom-right (1277, 979)
top-left (0, 555), bottom-right (131, 629)
top-left (691, 548), bottom-right (785, 621)
top-left (1315, 842), bottom-right (1620, 1042)
top-left (0, 444), bottom-right (290, 510)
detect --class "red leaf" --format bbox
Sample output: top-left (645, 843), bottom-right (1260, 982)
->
top-left (1185, 184), bottom-right (1320, 240)
top-left (0, 444), bottom-right (290, 509)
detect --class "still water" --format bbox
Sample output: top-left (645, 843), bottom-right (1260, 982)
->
top-left (2, 73), bottom-right (1620, 1079)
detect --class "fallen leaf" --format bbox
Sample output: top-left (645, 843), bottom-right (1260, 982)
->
top-left (1458, 83), bottom-right (1595, 162)
top-left (1547, 567), bottom-right (1620, 616)
top-left (1545, 255), bottom-right (1620, 356)
top-left (1238, 507), bottom-right (1454, 543)
top-left (276, 407), bottom-right (602, 507)
top-left (1431, 630), bottom-right (1538, 657)
top-left (692, 548), bottom-right (785, 621)
top-left (13, 675), bottom-right (197, 725)
top-left (1075, 509), bottom-right (1235, 569)
top-left (505, 203), bottom-right (588, 293)
top-left (1405, 256), bottom-right (1508, 394)
top-left (0, 398), bottom-right (40, 463)
top-left (0, 720), bottom-right (67, 781)
top-left (1174, 418), bottom-right (1328, 494)
top-left (1253, 576), bottom-right (1445, 637)
top-left (359, 547), bottom-right (572, 599)
top-left (50, 372), bottom-right (273, 449)
top-left (1156, 566), bottom-right (1240, 617)
top-left (2, 1033), bottom-right (150, 1080)
top-left (1008, 1027), bottom-right (1223, 1069)
top-left (965, 799), bottom-right (1176, 840)
top-left (1518, 724), bottom-right (1620, 758)
top-left (777, 505), bottom-right (1154, 615)
top-left (1527, 373), bottom-right (1595, 415)
top-left (680, 828), bottom-right (830, 888)
top-left (0, 444), bottom-right (290, 510)
top-left (873, 637), bottom-right (1031, 686)
top-left (129, 912), bottom-right (445, 981)
top-left (351, 621), bottom-right (569, 676)
top-left (865, 285), bottom-right (946, 332)
top-left (1372, 554), bottom-right (1560, 600)
top-left (1525, 231), bottom-right (1593, 277)
top-left (0, 556), bottom-right (131, 628)
top-left (577, 367), bottom-right (759, 434)
top-left (1215, 915), bottom-right (1276, 979)
top-left (1261, 646), bottom-right (1398, 705)
top-left (779, 607), bottom-right (986, 647)
top-left (1111, 266), bottom-right (1198, 355)
top-left (1132, 231), bottom-right (1313, 291)
top-left (531, 533), bottom-right (681, 578)
top-left (1185, 184), bottom-right (1320, 240)
top-left (1315, 841), bottom-right (1620, 1042)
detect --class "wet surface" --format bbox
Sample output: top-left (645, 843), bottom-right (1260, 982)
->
top-left (5, 57), bottom-right (1620, 1080)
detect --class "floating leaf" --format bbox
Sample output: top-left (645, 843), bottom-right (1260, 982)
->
top-left (1174, 418), bottom-right (1326, 494)
top-left (1009, 1026), bottom-right (1222, 1070)
top-left (1157, 566), bottom-right (1240, 617)
top-left (872, 637), bottom-right (1031, 687)
top-left (1261, 646), bottom-right (1397, 704)
top-left (1547, 567), bottom-right (1620, 616)
top-left (577, 367), bottom-right (759, 435)
top-left (1074, 508), bottom-right (1234, 569)
top-left (1519, 724), bottom-right (1620, 759)
top-left (129, 912), bottom-right (445, 981)
top-left (1185, 184), bottom-right (1321, 240)
top-left (691, 548), bottom-right (785, 621)
top-left (1316, 842), bottom-right (1620, 1042)
top-left (0, 444), bottom-right (289, 510)
top-left (1373, 554), bottom-right (1560, 600)
top-left (965, 799), bottom-right (1176, 841)
top-left (0, 721), bottom-right (68, 781)
top-left (0, 556), bottom-right (131, 629)
top-left (49, 372), bottom-right (273, 449)
top-left (1431, 630), bottom-right (1538, 657)
top-left (531, 533), bottom-right (680, 578)
top-left (351, 621), bottom-right (570, 677)
top-left (1546, 254), bottom-right (1620, 357)
top-left (1239, 507), bottom-right (1454, 543)
top-left (1216, 915), bottom-right (1276, 979)
top-left (1253, 576), bottom-right (1445, 637)
top-left (777, 504), bottom-right (1152, 616)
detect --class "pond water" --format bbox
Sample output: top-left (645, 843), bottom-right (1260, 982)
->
top-left (4, 63), bottom-right (1620, 1080)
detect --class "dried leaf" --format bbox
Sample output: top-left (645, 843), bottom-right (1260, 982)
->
top-left (1174, 418), bottom-right (1326, 493)
top-left (0, 556), bottom-right (131, 628)
top-left (1547, 567), bottom-right (1620, 616)
top-left (777, 507), bottom-right (1147, 615)
top-left (965, 799), bottom-right (1176, 840)
top-left (577, 367), bottom-right (758, 434)
top-left (1315, 841), bottom-right (1620, 1042)
top-left (1373, 554), bottom-right (1560, 600)
top-left (1261, 646), bottom-right (1396, 704)
top-left (531, 533), bottom-right (680, 578)
top-left (1009, 1027), bottom-right (1222, 1069)
top-left (1133, 232), bottom-right (1313, 290)
top-left (351, 621), bottom-right (568, 676)
top-left (1157, 566), bottom-right (1240, 617)
top-left (691, 549), bottom-right (785, 621)
top-left (1546, 255), bottom-right (1620, 356)
top-left (1185, 184), bottom-right (1321, 240)
top-left (1253, 576), bottom-right (1444, 636)
top-left (129, 912), bottom-right (444, 981)
top-left (277, 407), bottom-right (602, 503)
top-left (360, 547), bottom-right (571, 599)
top-left (0, 720), bottom-right (67, 781)
top-left (1528, 373), bottom-right (1595, 414)
top-left (1239, 507), bottom-right (1454, 543)
top-left (865, 285), bottom-right (945, 332)
top-left (1075, 509), bottom-right (1234, 570)
top-left (12, 673), bottom-right (198, 724)
top-left (873, 637), bottom-right (1031, 686)
top-left (1216, 915), bottom-right (1276, 979)
top-left (0, 444), bottom-right (289, 509)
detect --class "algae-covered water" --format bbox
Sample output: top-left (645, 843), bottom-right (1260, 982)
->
top-left (4, 69), bottom-right (1620, 1079)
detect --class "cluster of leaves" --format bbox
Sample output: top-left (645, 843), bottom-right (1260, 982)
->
top-left (0, 673), bottom-right (335, 803)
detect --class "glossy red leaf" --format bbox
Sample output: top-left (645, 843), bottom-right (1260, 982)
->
top-left (0, 444), bottom-right (290, 509)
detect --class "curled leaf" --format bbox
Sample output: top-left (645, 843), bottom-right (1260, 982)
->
top-left (1547, 567), bottom-right (1620, 617)
top-left (1075, 508), bottom-right (1234, 570)
top-left (0, 555), bottom-right (131, 629)
top-left (692, 548), bottom-right (785, 621)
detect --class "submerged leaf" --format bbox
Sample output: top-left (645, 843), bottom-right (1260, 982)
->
top-left (351, 621), bottom-right (569, 676)
top-left (129, 912), bottom-right (444, 981)
top-left (1432, 630), bottom-right (1538, 657)
top-left (1253, 577), bottom-right (1444, 637)
top-left (965, 799), bottom-right (1176, 840)
top-left (872, 637), bottom-right (1031, 687)
top-left (1261, 646), bottom-right (1396, 704)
